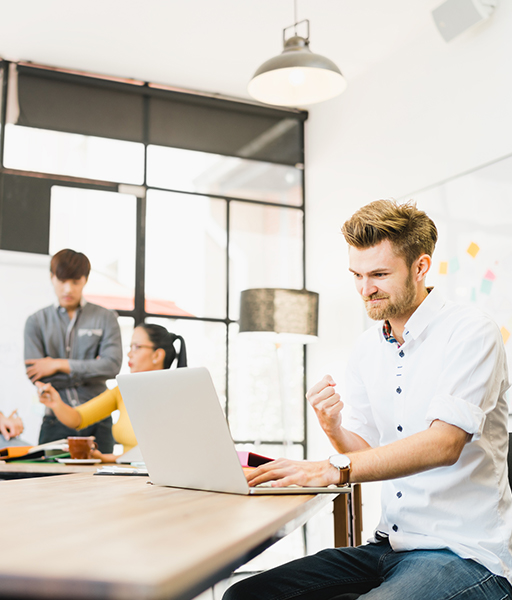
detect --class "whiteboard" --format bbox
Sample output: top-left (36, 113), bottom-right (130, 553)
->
top-left (408, 154), bottom-right (512, 408)
top-left (0, 250), bottom-right (55, 444)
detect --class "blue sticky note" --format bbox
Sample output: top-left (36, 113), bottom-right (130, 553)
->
top-left (471, 287), bottom-right (477, 302)
top-left (449, 257), bottom-right (460, 273)
top-left (480, 279), bottom-right (493, 295)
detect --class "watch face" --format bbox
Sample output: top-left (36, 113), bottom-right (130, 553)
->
top-left (330, 454), bottom-right (351, 469)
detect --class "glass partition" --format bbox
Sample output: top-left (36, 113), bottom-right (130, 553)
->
top-left (145, 189), bottom-right (227, 319)
top-left (228, 323), bottom-right (304, 452)
top-left (229, 202), bottom-right (304, 320)
top-left (49, 186), bottom-right (137, 311)
top-left (1, 62), bottom-right (307, 465)
top-left (145, 316), bottom-right (227, 409)
top-left (147, 145), bottom-right (302, 205)
top-left (4, 125), bottom-right (144, 184)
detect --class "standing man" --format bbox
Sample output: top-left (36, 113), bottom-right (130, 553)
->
top-left (24, 249), bottom-right (122, 453)
top-left (225, 200), bottom-right (512, 600)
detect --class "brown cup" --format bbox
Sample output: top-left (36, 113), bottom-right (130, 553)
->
top-left (67, 436), bottom-right (98, 459)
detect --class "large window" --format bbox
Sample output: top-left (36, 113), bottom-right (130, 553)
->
top-left (0, 60), bottom-right (308, 459)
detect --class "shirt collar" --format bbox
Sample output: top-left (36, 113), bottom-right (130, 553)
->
top-left (382, 320), bottom-right (400, 346)
top-left (54, 297), bottom-right (87, 312)
top-left (381, 287), bottom-right (445, 344)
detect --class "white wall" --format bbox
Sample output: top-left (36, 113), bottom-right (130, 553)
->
top-left (0, 251), bottom-right (54, 444)
top-left (304, 2), bottom-right (512, 540)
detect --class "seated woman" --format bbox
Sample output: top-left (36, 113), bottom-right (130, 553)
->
top-left (36, 324), bottom-right (187, 462)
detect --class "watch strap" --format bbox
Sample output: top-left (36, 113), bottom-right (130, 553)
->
top-left (329, 454), bottom-right (351, 486)
top-left (338, 466), bottom-right (350, 485)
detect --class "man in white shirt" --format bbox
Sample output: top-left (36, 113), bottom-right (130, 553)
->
top-left (224, 200), bottom-right (512, 600)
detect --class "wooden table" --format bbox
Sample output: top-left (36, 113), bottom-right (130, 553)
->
top-left (0, 461), bottom-right (363, 546)
top-left (0, 461), bottom-right (107, 479)
top-left (0, 472), bottom-right (342, 600)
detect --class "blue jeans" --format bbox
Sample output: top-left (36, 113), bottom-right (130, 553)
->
top-left (223, 539), bottom-right (512, 600)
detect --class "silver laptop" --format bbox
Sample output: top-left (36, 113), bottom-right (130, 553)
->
top-left (117, 367), bottom-right (341, 495)
top-left (115, 444), bottom-right (144, 464)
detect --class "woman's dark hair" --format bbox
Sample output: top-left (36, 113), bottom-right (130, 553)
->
top-left (50, 249), bottom-right (91, 280)
top-left (137, 323), bottom-right (187, 369)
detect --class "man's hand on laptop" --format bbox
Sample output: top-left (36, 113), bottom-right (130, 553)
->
top-left (246, 458), bottom-right (340, 488)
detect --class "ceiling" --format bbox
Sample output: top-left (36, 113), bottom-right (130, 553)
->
top-left (0, 0), bottom-right (444, 104)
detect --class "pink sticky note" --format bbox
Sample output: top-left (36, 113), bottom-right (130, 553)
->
top-left (484, 269), bottom-right (496, 281)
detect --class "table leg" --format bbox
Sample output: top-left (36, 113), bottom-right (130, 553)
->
top-left (333, 484), bottom-right (362, 547)
top-left (333, 493), bottom-right (349, 547)
top-left (352, 483), bottom-right (363, 547)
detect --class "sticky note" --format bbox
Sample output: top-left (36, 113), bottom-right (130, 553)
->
top-left (501, 327), bottom-right (510, 345)
top-left (480, 278), bottom-right (493, 295)
top-left (467, 242), bottom-right (480, 258)
top-left (449, 257), bottom-right (460, 273)
top-left (484, 269), bottom-right (496, 281)
top-left (439, 261), bottom-right (448, 275)
top-left (470, 287), bottom-right (477, 302)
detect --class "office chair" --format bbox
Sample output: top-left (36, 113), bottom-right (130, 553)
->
top-left (508, 433), bottom-right (512, 491)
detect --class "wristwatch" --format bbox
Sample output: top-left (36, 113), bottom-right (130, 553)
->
top-left (329, 454), bottom-right (351, 485)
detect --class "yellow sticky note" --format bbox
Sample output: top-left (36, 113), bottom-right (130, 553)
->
top-left (439, 261), bottom-right (448, 275)
top-left (501, 327), bottom-right (510, 345)
top-left (467, 242), bottom-right (480, 258)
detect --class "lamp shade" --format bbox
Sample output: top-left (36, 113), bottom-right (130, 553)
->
top-left (239, 288), bottom-right (319, 344)
top-left (248, 35), bottom-right (347, 107)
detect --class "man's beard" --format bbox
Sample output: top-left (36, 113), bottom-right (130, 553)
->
top-left (363, 271), bottom-right (416, 321)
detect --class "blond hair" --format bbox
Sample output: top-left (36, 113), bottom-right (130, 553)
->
top-left (341, 200), bottom-right (438, 267)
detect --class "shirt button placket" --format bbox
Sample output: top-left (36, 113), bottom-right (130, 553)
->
top-left (396, 346), bottom-right (405, 436)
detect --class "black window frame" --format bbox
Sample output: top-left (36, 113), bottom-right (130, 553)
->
top-left (0, 59), bottom-right (310, 456)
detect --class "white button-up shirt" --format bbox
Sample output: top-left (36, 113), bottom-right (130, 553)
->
top-left (343, 288), bottom-right (512, 581)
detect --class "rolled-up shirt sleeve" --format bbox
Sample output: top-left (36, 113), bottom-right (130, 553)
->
top-left (425, 316), bottom-right (509, 440)
top-left (68, 311), bottom-right (122, 381)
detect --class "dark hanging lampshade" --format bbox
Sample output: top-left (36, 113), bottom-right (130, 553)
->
top-left (239, 288), bottom-right (319, 344)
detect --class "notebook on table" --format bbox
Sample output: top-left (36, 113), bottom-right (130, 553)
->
top-left (116, 367), bottom-right (343, 495)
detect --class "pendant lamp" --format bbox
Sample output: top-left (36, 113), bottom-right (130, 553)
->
top-left (239, 288), bottom-right (319, 344)
top-left (248, 17), bottom-right (347, 107)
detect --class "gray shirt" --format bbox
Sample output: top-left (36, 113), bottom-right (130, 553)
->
top-left (24, 301), bottom-right (123, 407)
